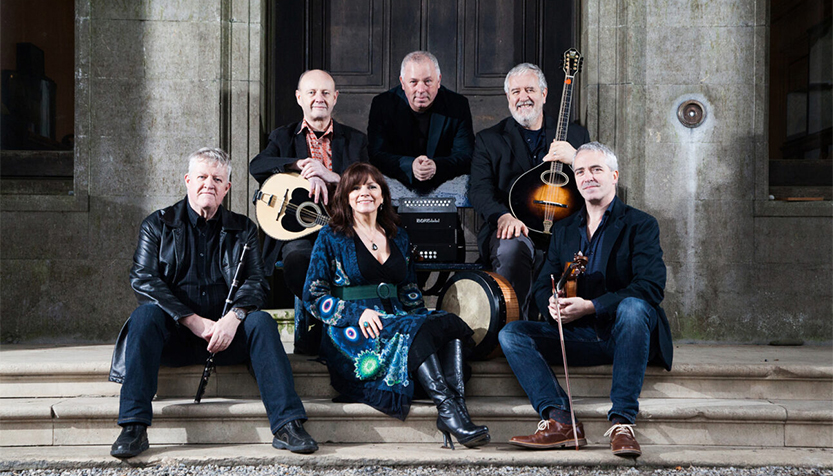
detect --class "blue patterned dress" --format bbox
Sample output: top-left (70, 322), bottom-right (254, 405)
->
top-left (303, 225), bottom-right (465, 419)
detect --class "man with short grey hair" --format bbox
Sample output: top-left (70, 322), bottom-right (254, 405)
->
top-left (499, 142), bottom-right (673, 458)
top-left (470, 62), bottom-right (590, 321)
top-left (368, 50), bottom-right (473, 191)
top-left (109, 148), bottom-right (317, 458)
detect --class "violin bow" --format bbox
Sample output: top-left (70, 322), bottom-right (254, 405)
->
top-left (551, 273), bottom-right (581, 450)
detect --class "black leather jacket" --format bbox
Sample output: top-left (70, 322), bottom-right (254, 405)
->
top-left (109, 198), bottom-right (268, 383)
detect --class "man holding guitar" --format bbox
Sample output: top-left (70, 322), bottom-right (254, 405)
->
top-left (470, 62), bottom-right (590, 321)
top-left (250, 70), bottom-right (368, 353)
top-left (498, 142), bottom-right (673, 458)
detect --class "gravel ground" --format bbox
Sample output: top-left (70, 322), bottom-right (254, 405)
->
top-left (2, 465), bottom-right (831, 476)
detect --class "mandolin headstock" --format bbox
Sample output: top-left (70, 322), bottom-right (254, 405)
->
top-left (562, 48), bottom-right (584, 77)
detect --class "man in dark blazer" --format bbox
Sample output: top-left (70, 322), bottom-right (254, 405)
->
top-left (368, 51), bottom-right (473, 191)
top-left (499, 142), bottom-right (673, 458)
top-left (250, 69), bottom-right (368, 297)
top-left (470, 63), bottom-right (590, 321)
top-left (250, 70), bottom-right (367, 354)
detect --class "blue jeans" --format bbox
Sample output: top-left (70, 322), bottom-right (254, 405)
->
top-left (118, 304), bottom-right (307, 434)
top-left (498, 297), bottom-right (658, 424)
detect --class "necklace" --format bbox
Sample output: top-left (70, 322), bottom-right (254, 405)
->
top-left (354, 225), bottom-right (380, 251)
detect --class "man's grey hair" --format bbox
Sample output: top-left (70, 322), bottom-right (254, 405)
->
top-left (400, 51), bottom-right (441, 78)
top-left (188, 147), bottom-right (232, 181)
top-left (504, 63), bottom-right (548, 94)
top-left (575, 141), bottom-right (619, 171)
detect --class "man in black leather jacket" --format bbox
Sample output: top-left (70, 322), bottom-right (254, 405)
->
top-left (109, 148), bottom-right (316, 458)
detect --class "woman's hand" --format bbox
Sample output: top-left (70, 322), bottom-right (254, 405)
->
top-left (358, 309), bottom-right (383, 339)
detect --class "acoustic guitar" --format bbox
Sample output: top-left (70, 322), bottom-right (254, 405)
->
top-left (508, 48), bottom-right (584, 236)
top-left (253, 173), bottom-right (330, 241)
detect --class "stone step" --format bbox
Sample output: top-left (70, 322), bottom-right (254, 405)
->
top-left (2, 344), bottom-right (831, 401)
top-left (1, 443), bottom-right (831, 471)
top-left (2, 395), bottom-right (831, 449)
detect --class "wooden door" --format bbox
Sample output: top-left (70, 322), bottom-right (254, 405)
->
top-left (265, 0), bottom-right (579, 135)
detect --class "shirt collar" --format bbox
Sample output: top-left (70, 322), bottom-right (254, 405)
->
top-left (185, 196), bottom-right (219, 229)
top-left (298, 119), bottom-right (333, 137)
top-left (579, 198), bottom-right (616, 227)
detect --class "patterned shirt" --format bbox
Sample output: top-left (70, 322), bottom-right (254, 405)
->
top-left (299, 119), bottom-right (334, 170)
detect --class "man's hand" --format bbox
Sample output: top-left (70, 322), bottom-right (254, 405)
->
top-left (548, 295), bottom-right (595, 324)
top-left (307, 176), bottom-right (330, 205)
top-left (543, 140), bottom-right (577, 165)
top-left (412, 155), bottom-right (437, 182)
top-left (297, 158), bottom-right (339, 183)
top-left (180, 314), bottom-right (215, 341)
top-left (206, 311), bottom-right (241, 353)
top-left (358, 308), bottom-right (384, 339)
top-left (496, 213), bottom-right (529, 239)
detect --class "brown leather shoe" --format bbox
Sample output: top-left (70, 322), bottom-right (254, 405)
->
top-left (509, 419), bottom-right (587, 450)
top-left (605, 423), bottom-right (642, 457)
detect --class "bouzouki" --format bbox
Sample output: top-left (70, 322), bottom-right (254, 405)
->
top-left (253, 173), bottom-right (330, 241)
top-left (509, 48), bottom-right (584, 237)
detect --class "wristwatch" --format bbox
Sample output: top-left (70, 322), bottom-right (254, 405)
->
top-left (232, 307), bottom-right (247, 321)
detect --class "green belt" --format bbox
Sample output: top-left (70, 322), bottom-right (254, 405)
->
top-left (332, 283), bottom-right (398, 301)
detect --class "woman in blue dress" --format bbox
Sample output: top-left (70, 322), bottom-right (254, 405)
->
top-left (303, 162), bottom-right (490, 449)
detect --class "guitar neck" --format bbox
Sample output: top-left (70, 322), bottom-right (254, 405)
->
top-left (555, 75), bottom-right (575, 143)
top-left (549, 75), bottom-right (575, 173)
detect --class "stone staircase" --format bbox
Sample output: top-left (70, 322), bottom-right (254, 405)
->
top-left (1, 340), bottom-right (831, 469)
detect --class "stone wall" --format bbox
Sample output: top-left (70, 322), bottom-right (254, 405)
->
top-left (0, 0), bottom-right (262, 343)
top-left (582, 0), bottom-right (832, 343)
top-left (1, 0), bottom-right (830, 344)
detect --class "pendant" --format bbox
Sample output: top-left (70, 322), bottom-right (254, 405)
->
top-left (372, 243), bottom-right (378, 251)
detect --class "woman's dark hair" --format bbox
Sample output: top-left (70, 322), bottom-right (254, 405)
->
top-left (330, 162), bottom-right (399, 238)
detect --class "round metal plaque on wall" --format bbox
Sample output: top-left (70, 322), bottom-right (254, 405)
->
top-left (677, 100), bottom-right (706, 128)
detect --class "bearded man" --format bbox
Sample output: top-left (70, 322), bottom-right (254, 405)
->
top-left (469, 63), bottom-right (590, 321)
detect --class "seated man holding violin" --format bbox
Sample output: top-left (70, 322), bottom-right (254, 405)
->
top-left (498, 142), bottom-right (673, 458)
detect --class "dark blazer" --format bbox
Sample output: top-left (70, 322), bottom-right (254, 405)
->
top-left (249, 120), bottom-right (369, 273)
top-left (469, 114), bottom-right (590, 257)
top-left (367, 85), bottom-right (473, 191)
top-left (110, 198), bottom-right (268, 382)
top-left (531, 196), bottom-right (673, 370)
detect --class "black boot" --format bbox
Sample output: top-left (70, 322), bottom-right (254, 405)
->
top-left (416, 353), bottom-right (490, 449)
top-left (438, 339), bottom-right (489, 437)
top-left (110, 423), bottom-right (149, 458)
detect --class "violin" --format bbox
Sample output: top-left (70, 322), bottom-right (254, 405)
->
top-left (547, 250), bottom-right (588, 451)
top-left (552, 251), bottom-right (588, 299)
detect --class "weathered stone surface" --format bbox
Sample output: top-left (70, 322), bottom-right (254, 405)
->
top-left (0, 212), bottom-right (90, 260)
top-left (89, 78), bottom-right (221, 147)
top-left (646, 0), bottom-right (756, 27)
top-left (91, 20), bottom-right (221, 80)
top-left (90, 0), bottom-right (221, 22)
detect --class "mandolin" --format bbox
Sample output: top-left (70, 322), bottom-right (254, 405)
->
top-left (508, 49), bottom-right (584, 237)
top-left (253, 172), bottom-right (330, 241)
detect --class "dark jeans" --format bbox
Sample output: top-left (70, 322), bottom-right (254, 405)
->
top-left (118, 304), bottom-right (307, 434)
top-left (281, 237), bottom-right (314, 298)
top-left (487, 234), bottom-right (545, 321)
top-left (498, 297), bottom-right (658, 424)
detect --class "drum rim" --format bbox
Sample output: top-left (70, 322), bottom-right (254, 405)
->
top-left (437, 270), bottom-right (507, 360)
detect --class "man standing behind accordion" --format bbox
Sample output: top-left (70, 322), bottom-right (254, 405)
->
top-left (109, 148), bottom-right (317, 458)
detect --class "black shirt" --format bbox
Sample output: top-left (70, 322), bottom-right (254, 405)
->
top-left (410, 109), bottom-right (432, 155)
top-left (520, 126), bottom-right (547, 164)
top-left (170, 199), bottom-right (229, 320)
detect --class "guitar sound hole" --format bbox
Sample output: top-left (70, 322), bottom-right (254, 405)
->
top-left (296, 202), bottom-right (323, 228)
top-left (540, 170), bottom-right (570, 187)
